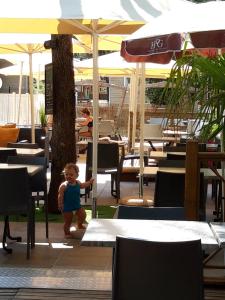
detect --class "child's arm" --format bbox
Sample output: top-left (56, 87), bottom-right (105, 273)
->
top-left (80, 178), bottom-right (94, 189)
top-left (58, 183), bottom-right (66, 212)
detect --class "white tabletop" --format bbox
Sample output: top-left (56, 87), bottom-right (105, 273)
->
top-left (144, 136), bottom-right (180, 142)
top-left (163, 130), bottom-right (188, 136)
top-left (0, 163), bottom-right (43, 176)
top-left (16, 148), bottom-right (44, 156)
top-left (0, 147), bottom-right (44, 156)
top-left (81, 219), bottom-right (218, 252)
top-left (150, 151), bottom-right (186, 160)
top-left (143, 166), bottom-right (222, 180)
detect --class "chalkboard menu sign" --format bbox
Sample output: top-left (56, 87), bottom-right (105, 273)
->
top-left (45, 63), bottom-right (53, 114)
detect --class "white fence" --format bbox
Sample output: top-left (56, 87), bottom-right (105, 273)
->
top-left (0, 93), bottom-right (44, 126)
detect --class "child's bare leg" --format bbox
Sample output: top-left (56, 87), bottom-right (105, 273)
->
top-left (75, 208), bottom-right (86, 229)
top-left (63, 211), bottom-right (73, 236)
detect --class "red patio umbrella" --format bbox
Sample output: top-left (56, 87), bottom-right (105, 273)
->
top-left (121, 30), bottom-right (225, 63)
top-left (121, 1), bottom-right (225, 63)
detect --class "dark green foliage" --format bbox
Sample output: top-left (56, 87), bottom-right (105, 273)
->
top-left (161, 53), bottom-right (225, 142)
top-left (145, 78), bottom-right (167, 105)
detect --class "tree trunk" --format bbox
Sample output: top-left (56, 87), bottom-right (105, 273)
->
top-left (48, 34), bottom-right (76, 213)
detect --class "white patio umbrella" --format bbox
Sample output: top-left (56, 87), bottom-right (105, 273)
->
top-left (0, 34), bottom-right (52, 142)
top-left (0, 52), bottom-right (52, 126)
top-left (0, 0), bottom-right (195, 216)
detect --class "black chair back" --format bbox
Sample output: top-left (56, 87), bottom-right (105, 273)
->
top-left (112, 236), bottom-right (204, 300)
top-left (164, 145), bottom-right (186, 152)
top-left (158, 159), bottom-right (185, 168)
top-left (0, 168), bottom-right (33, 258)
top-left (154, 171), bottom-right (206, 220)
top-left (7, 155), bottom-right (49, 238)
top-left (167, 153), bottom-right (186, 160)
top-left (0, 168), bottom-right (30, 214)
top-left (86, 142), bottom-right (119, 170)
top-left (18, 127), bottom-right (46, 149)
top-left (117, 206), bottom-right (185, 220)
top-left (7, 155), bottom-right (47, 189)
top-left (0, 149), bottom-right (17, 163)
top-left (86, 142), bottom-right (121, 200)
top-left (154, 171), bottom-right (185, 207)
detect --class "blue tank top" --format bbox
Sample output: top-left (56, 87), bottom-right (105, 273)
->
top-left (63, 183), bottom-right (81, 212)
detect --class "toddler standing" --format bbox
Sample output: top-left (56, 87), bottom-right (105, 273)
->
top-left (58, 163), bottom-right (94, 238)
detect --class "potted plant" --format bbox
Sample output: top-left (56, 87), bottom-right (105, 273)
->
top-left (39, 105), bottom-right (47, 129)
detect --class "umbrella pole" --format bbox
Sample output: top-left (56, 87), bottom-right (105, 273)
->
top-left (28, 53), bottom-right (35, 143)
top-left (139, 63), bottom-right (145, 198)
top-left (132, 71), bottom-right (139, 151)
top-left (128, 74), bottom-right (134, 152)
top-left (91, 32), bottom-right (99, 219)
top-left (17, 61), bottom-right (23, 125)
top-left (221, 120), bottom-right (225, 221)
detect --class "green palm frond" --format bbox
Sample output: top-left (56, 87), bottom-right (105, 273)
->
top-left (161, 53), bottom-right (225, 142)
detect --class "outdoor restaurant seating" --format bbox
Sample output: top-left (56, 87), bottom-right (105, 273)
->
top-left (154, 171), bottom-right (206, 221)
top-left (112, 236), bottom-right (204, 300)
top-left (144, 123), bottom-right (163, 138)
top-left (0, 127), bottom-right (20, 147)
top-left (167, 152), bottom-right (186, 160)
top-left (98, 119), bottom-right (115, 137)
top-left (116, 205), bottom-right (185, 220)
top-left (0, 148), bottom-right (17, 163)
top-left (17, 127), bottom-right (47, 149)
top-left (85, 142), bottom-right (122, 201)
top-left (154, 171), bottom-right (185, 208)
top-left (157, 159), bottom-right (185, 168)
top-left (163, 145), bottom-right (186, 152)
top-left (7, 155), bottom-right (49, 238)
top-left (0, 168), bottom-right (33, 259)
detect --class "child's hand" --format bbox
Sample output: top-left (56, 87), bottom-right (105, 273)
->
top-left (89, 178), bottom-right (94, 185)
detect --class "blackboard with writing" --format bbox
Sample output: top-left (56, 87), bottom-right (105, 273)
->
top-left (45, 63), bottom-right (53, 114)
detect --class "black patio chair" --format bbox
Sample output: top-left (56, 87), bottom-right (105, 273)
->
top-left (0, 148), bottom-right (17, 163)
top-left (117, 205), bottom-right (185, 220)
top-left (154, 171), bottom-right (206, 220)
top-left (112, 236), bottom-right (204, 300)
top-left (85, 142), bottom-right (122, 201)
top-left (7, 155), bottom-right (49, 238)
top-left (158, 159), bottom-right (185, 168)
top-left (167, 153), bottom-right (186, 160)
top-left (0, 168), bottom-right (34, 259)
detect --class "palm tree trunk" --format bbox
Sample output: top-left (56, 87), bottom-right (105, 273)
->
top-left (48, 34), bottom-right (76, 213)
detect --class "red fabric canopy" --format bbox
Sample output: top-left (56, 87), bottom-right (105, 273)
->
top-left (121, 30), bottom-right (225, 63)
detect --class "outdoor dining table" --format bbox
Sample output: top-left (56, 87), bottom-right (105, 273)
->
top-left (143, 166), bottom-right (222, 180)
top-left (149, 151), bottom-right (186, 160)
top-left (144, 136), bottom-right (180, 151)
top-left (163, 129), bottom-right (189, 137)
top-left (0, 147), bottom-right (44, 156)
top-left (81, 219), bottom-right (218, 253)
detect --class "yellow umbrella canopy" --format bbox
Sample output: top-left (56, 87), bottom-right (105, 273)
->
top-left (0, 0), bottom-right (193, 35)
top-left (75, 35), bottom-right (125, 52)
